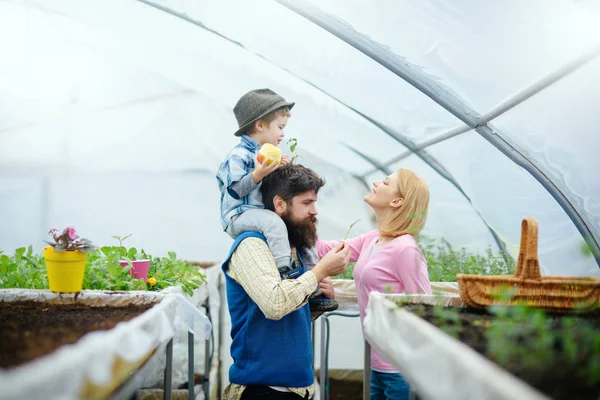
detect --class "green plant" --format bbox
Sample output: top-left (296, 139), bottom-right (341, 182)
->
top-left (45, 226), bottom-right (95, 253)
top-left (417, 235), bottom-right (515, 282)
top-left (0, 244), bottom-right (206, 296)
top-left (485, 305), bottom-right (600, 387)
top-left (334, 262), bottom-right (355, 279)
top-left (404, 303), bottom-right (600, 399)
top-left (0, 247), bottom-right (48, 289)
top-left (146, 251), bottom-right (207, 296)
top-left (84, 247), bottom-right (145, 291)
top-left (287, 137), bottom-right (301, 163)
top-left (431, 306), bottom-right (462, 338)
top-left (111, 234), bottom-right (133, 259)
top-left (332, 236), bottom-right (515, 281)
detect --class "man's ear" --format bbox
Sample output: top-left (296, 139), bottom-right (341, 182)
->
top-left (390, 197), bottom-right (403, 209)
top-left (273, 195), bottom-right (287, 215)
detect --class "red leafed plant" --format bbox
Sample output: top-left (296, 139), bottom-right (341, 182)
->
top-left (45, 226), bottom-right (96, 253)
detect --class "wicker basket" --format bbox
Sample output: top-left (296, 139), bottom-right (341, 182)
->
top-left (457, 217), bottom-right (600, 313)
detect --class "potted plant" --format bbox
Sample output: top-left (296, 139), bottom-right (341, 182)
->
top-left (43, 226), bottom-right (96, 293)
top-left (113, 234), bottom-right (151, 283)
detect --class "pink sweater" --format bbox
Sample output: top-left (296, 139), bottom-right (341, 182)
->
top-left (317, 230), bottom-right (431, 371)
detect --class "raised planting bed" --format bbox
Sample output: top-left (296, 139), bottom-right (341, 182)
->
top-left (0, 300), bottom-right (154, 369)
top-left (365, 293), bottom-right (600, 400)
top-left (0, 289), bottom-right (211, 400)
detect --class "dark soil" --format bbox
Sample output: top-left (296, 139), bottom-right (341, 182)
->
top-left (328, 378), bottom-right (362, 400)
top-left (0, 300), bottom-right (155, 369)
top-left (401, 304), bottom-right (600, 400)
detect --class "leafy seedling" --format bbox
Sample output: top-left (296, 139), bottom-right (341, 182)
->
top-left (287, 138), bottom-right (302, 163)
top-left (111, 234), bottom-right (132, 258)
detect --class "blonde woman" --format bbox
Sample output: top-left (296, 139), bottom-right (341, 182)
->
top-left (317, 169), bottom-right (432, 400)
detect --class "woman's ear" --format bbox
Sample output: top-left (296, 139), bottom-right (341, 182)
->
top-left (273, 195), bottom-right (287, 215)
top-left (390, 197), bottom-right (403, 209)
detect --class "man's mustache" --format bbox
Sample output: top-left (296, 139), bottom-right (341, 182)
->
top-left (304, 216), bottom-right (317, 224)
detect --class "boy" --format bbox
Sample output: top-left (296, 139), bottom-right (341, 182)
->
top-left (216, 88), bottom-right (338, 313)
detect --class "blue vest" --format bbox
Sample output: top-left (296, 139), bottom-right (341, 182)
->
top-left (222, 232), bottom-right (313, 387)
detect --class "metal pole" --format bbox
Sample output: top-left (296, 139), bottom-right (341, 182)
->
top-left (204, 331), bottom-right (211, 399)
top-left (311, 321), bottom-right (316, 373)
top-left (319, 317), bottom-right (327, 400)
top-left (204, 300), bottom-right (212, 400)
top-left (188, 330), bottom-right (195, 400)
top-left (163, 338), bottom-right (173, 400)
top-left (363, 340), bottom-right (371, 400)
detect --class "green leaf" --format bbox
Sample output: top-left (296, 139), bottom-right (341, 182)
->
top-left (6, 263), bottom-right (18, 274)
top-left (343, 219), bottom-right (361, 242)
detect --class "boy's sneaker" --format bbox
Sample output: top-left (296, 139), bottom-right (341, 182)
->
top-left (309, 295), bottom-right (339, 313)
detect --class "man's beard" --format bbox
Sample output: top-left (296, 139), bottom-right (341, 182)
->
top-left (281, 210), bottom-right (318, 251)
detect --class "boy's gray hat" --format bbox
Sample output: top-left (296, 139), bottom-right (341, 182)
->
top-left (233, 88), bottom-right (295, 136)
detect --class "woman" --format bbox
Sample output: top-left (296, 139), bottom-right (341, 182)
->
top-left (317, 169), bottom-right (431, 400)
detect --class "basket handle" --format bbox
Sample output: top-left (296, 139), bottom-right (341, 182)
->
top-left (515, 217), bottom-right (542, 280)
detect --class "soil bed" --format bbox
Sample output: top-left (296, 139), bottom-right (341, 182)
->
top-left (0, 300), bottom-right (155, 369)
top-left (328, 377), bottom-right (362, 400)
top-left (400, 304), bottom-right (600, 400)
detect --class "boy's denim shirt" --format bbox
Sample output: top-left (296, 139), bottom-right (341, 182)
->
top-left (217, 135), bottom-right (264, 231)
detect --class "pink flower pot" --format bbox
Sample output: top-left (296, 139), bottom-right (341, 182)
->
top-left (119, 259), bottom-right (150, 283)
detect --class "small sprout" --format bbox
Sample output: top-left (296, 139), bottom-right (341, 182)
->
top-left (111, 234), bottom-right (132, 258)
top-left (343, 219), bottom-right (361, 242)
top-left (287, 138), bottom-right (302, 163)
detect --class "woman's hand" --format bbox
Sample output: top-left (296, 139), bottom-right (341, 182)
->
top-left (252, 154), bottom-right (280, 183)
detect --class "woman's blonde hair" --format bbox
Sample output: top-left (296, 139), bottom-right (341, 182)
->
top-left (380, 169), bottom-right (430, 238)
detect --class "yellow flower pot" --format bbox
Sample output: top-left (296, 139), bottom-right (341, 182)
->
top-left (43, 246), bottom-right (88, 293)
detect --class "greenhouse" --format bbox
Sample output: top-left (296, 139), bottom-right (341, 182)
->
top-left (1, 0), bottom-right (599, 399)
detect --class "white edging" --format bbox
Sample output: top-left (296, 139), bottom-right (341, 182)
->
top-left (0, 289), bottom-right (211, 400)
top-left (363, 292), bottom-right (549, 400)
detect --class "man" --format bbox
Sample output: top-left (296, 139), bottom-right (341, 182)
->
top-left (222, 164), bottom-right (350, 400)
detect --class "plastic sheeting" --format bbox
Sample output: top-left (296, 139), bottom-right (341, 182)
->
top-left (0, 0), bottom-right (599, 277)
top-left (363, 292), bottom-right (548, 400)
top-left (0, 288), bottom-right (211, 400)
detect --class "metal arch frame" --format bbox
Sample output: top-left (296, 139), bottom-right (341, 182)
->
top-left (136, 0), bottom-right (512, 258)
top-left (275, 0), bottom-right (600, 268)
top-left (360, 124), bottom-right (472, 178)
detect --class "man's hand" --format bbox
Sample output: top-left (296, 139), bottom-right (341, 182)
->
top-left (311, 242), bottom-right (350, 282)
top-left (280, 155), bottom-right (292, 166)
top-left (319, 276), bottom-right (335, 299)
top-left (252, 154), bottom-right (280, 183)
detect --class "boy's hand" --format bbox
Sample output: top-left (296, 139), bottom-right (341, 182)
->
top-left (252, 154), bottom-right (279, 183)
top-left (280, 156), bottom-right (292, 166)
top-left (319, 276), bottom-right (335, 299)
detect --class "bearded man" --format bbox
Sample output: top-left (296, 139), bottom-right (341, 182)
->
top-left (221, 164), bottom-right (350, 400)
